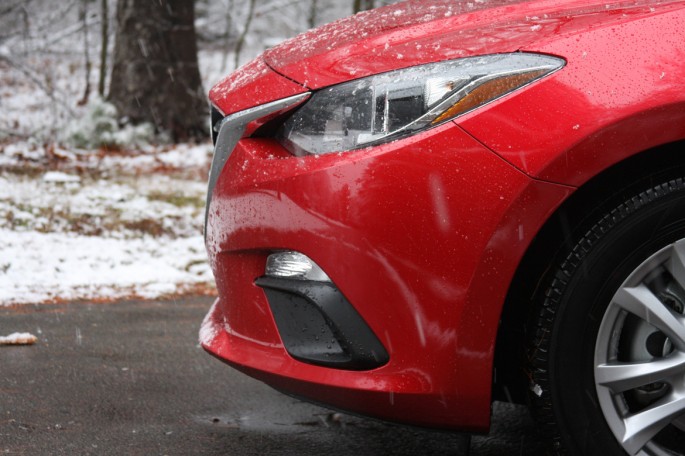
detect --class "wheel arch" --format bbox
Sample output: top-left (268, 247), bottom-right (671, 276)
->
top-left (492, 139), bottom-right (685, 404)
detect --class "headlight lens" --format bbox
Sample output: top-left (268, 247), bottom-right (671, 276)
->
top-left (277, 53), bottom-right (564, 156)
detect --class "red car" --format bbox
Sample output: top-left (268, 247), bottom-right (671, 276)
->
top-left (200, 1), bottom-right (685, 454)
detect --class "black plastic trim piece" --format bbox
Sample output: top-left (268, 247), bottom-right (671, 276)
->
top-left (255, 276), bottom-right (389, 370)
top-left (210, 105), bottom-right (224, 145)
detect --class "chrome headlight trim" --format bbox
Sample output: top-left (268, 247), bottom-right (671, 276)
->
top-left (204, 93), bottom-right (310, 237)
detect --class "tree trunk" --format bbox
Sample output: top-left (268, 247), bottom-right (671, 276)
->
top-left (108, 0), bottom-right (206, 142)
top-left (353, 0), bottom-right (375, 14)
top-left (78, 0), bottom-right (91, 106)
top-left (220, 0), bottom-right (235, 73)
top-left (233, 0), bottom-right (257, 70)
top-left (98, 0), bottom-right (108, 97)
top-left (308, 0), bottom-right (318, 29)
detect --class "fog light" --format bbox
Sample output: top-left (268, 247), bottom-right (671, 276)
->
top-left (265, 251), bottom-right (331, 282)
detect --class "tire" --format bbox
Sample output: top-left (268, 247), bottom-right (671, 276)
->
top-left (527, 177), bottom-right (685, 456)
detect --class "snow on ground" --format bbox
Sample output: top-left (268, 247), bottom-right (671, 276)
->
top-left (0, 332), bottom-right (38, 345)
top-left (0, 229), bottom-right (210, 304)
top-left (0, 143), bottom-right (215, 305)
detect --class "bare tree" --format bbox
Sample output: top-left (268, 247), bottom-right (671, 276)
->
top-left (308, 0), bottom-right (318, 29)
top-left (233, 0), bottom-right (257, 70)
top-left (98, 0), bottom-right (108, 97)
top-left (108, 0), bottom-right (206, 141)
top-left (353, 0), bottom-right (375, 14)
top-left (220, 0), bottom-right (235, 72)
top-left (78, 0), bottom-right (91, 105)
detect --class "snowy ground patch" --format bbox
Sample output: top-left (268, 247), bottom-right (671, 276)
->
top-left (0, 332), bottom-right (38, 345)
top-left (0, 143), bottom-right (215, 305)
top-left (0, 229), bottom-right (210, 304)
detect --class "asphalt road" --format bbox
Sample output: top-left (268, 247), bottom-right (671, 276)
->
top-left (0, 297), bottom-right (547, 455)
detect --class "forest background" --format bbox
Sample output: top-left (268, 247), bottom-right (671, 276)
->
top-left (0, 0), bottom-right (397, 305)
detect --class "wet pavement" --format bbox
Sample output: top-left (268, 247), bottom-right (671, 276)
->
top-left (0, 297), bottom-right (547, 455)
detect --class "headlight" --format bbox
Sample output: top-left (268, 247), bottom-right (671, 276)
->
top-left (277, 53), bottom-right (564, 156)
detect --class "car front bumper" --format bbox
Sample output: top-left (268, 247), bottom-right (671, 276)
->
top-left (201, 98), bottom-right (572, 431)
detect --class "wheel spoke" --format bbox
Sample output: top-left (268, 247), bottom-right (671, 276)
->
top-left (666, 241), bottom-right (685, 292)
top-left (614, 285), bottom-right (685, 349)
top-left (621, 394), bottom-right (685, 455)
top-left (596, 352), bottom-right (685, 393)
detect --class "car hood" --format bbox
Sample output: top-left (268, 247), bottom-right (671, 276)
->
top-left (263, 0), bottom-right (673, 89)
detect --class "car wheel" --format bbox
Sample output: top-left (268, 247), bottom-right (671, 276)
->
top-left (527, 177), bottom-right (685, 456)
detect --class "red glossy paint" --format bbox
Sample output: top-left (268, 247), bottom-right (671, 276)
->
top-left (202, 0), bottom-right (685, 432)
top-left (263, 0), bottom-right (678, 90)
top-left (209, 57), bottom-right (307, 117)
top-left (460, 2), bottom-right (685, 185)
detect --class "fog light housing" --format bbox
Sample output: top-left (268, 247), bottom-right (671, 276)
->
top-left (265, 251), bottom-right (331, 282)
top-left (257, 251), bottom-right (389, 370)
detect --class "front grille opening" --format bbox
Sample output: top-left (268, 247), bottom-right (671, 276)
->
top-left (210, 105), bottom-right (224, 145)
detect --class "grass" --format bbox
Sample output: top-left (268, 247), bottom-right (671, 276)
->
top-left (148, 190), bottom-right (204, 208)
top-left (2, 201), bottom-right (199, 238)
top-left (1, 165), bottom-right (206, 239)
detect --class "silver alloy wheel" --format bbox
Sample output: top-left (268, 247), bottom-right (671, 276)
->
top-left (595, 240), bottom-right (685, 456)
